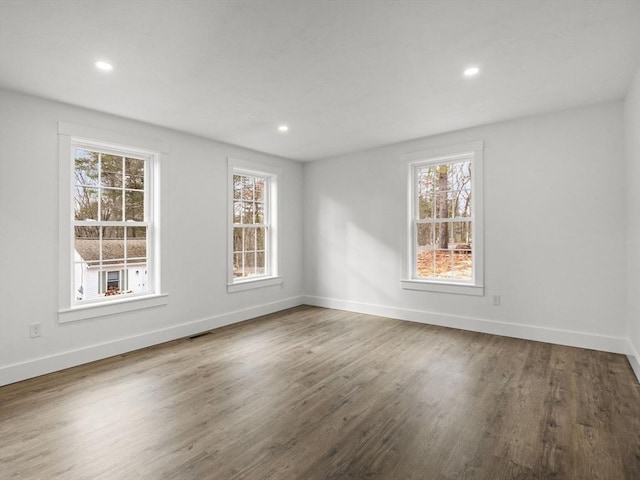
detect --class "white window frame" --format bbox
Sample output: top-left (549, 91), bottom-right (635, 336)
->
top-left (58, 123), bottom-right (168, 323)
top-left (227, 157), bottom-right (282, 293)
top-left (401, 141), bottom-right (484, 296)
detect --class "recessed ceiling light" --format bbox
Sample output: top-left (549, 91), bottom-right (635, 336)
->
top-left (278, 125), bottom-right (289, 132)
top-left (464, 66), bottom-right (480, 77)
top-left (95, 61), bottom-right (113, 71)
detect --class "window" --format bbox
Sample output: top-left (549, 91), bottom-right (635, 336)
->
top-left (402, 141), bottom-right (484, 295)
top-left (72, 144), bottom-right (152, 302)
top-left (105, 270), bottom-right (122, 293)
top-left (232, 173), bottom-right (269, 278)
top-left (58, 122), bottom-right (167, 322)
top-left (228, 157), bottom-right (281, 292)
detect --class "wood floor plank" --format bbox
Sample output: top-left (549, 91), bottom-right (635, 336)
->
top-left (1, 306), bottom-right (638, 479)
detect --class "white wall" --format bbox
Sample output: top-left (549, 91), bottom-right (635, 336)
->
top-left (0, 89), bottom-right (304, 385)
top-left (1, 88), bottom-right (634, 385)
top-left (625, 67), bottom-right (640, 379)
top-left (304, 101), bottom-right (629, 353)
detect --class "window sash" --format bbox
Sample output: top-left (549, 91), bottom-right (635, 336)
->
top-left (71, 142), bottom-right (155, 304)
top-left (232, 173), bottom-right (271, 280)
top-left (411, 156), bottom-right (475, 283)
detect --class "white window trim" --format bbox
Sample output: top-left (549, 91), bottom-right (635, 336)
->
top-left (227, 157), bottom-right (282, 293)
top-left (401, 141), bottom-right (484, 296)
top-left (57, 122), bottom-right (169, 323)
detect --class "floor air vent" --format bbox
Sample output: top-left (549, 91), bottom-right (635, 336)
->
top-left (187, 331), bottom-right (211, 340)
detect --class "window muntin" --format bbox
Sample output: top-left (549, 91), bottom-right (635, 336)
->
top-left (413, 157), bottom-right (474, 282)
top-left (72, 143), bottom-right (152, 303)
top-left (232, 173), bottom-right (270, 279)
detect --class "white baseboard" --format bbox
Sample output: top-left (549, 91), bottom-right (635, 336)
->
top-left (4, 295), bottom-right (635, 387)
top-left (627, 340), bottom-right (640, 384)
top-left (0, 296), bottom-right (303, 386)
top-left (303, 295), bottom-right (629, 355)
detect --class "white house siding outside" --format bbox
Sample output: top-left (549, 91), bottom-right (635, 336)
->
top-left (74, 250), bottom-right (148, 302)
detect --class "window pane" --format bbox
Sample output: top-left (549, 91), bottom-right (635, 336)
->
top-left (256, 227), bottom-right (266, 251)
top-left (124, 157), bottom-right (145, 189)
top-left (416, 223), bottom-right (433, 249)
top-left (242, 176), bottom-right (254, 200)
top-left (233, 200), bottom-right (242, 223)
top-left (102, 226), bottom-right (124, 265)
top-left (74, 226), bottom-right (100, 267)
top-left (233, 252), bottom-right (243, 278)
top-left (416, 223), bottom-right (434, 278)
top-left (74, 149), bottom-right (99, 186)
top-left (449, 161), bottom-right (471, 191)
top-left (451, 250), bottom-right (472, 280)
top-left (233, 175), bottom-right (243, 200)
top-left (443, 191), bottom-right (454, 219)
top-left (74, 226), bottom-right (101, 301)
top-left (256, 202), bottom-right (265, 224)
top-left (433, 222), bottom-right (449, 250)
top-left (74, 187), bottom-right (99, 220)
top-left (434, 190), bottom-right (449, 220)
top-left (127, 226), bottom-right (146, 239)
top-left (448, 189), bottom-right (471, 218)
top-left (434, 250), bottom-right (453, 278)
top-left (434, 164), bottom-right (449, 193)
top-left (241, 201), bottom-right (255, 224)
top-left (450, 221), bottom-right (472, 246)
top-left (125, 226), bottom-right (146, 261)
top-left (243, 251), bottom-right (256, 275)
top-left (73, 263), bottom-right (87, 301)
top-left (101, 189), bottom-right (122, 221)
top-left (417, 165), bottom-right (435, 190)
top-left (256, 251), bottom-right (265, 275)
top-left (233, 227), bottom-right (243, 252)
top-left (125, 190), bottom-right (144, 221)
top-left (100, 154), bottom-right (123, 188)
top-left (418, 194), bottom-right (434, 219)
top-left (255, 178), bottom-right (265, 202)
top-left (244, 227), bottom-right (257, 251)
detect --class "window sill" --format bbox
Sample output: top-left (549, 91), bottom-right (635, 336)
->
top-left (401, 279), bottom-right (484, 296)
top-left (227, 276), bottom-right (283, 293)
top-left (58, 293), bottom-right (169, 323)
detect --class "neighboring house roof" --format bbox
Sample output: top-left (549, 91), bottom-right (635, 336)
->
top-left (75, 239), bottom-right (147, 267)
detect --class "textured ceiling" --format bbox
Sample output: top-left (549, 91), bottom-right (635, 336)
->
top-left (1, 0), bottom-right (639, 161)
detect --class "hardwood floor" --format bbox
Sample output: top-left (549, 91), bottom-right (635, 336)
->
top-left (1, 306), bottom-right (639, 479)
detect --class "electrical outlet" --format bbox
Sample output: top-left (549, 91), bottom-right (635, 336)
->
top-left (29, 322), bottom-right (42, 338)
top-left (492, 295), bottom-right (501, 306)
